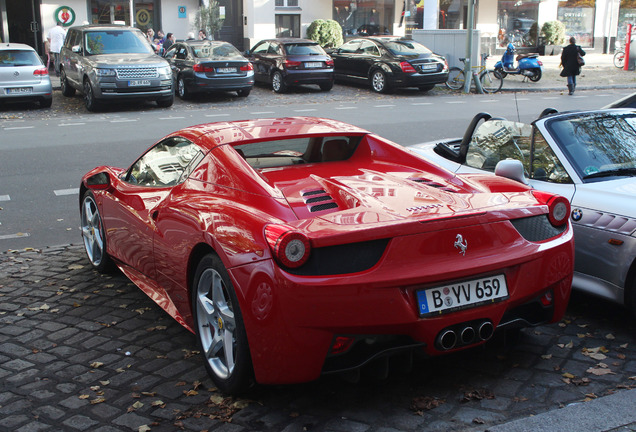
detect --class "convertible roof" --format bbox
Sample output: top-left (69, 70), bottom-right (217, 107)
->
top-left (172, 117), bottom-right (370, 152)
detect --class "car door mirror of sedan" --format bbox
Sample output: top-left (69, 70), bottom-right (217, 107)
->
top-left (495, 159), bottom-right (528, 185)
top-left (72, 45), bottom-right (81, 53)
top-left (85, 172), bottom-right (111, 190)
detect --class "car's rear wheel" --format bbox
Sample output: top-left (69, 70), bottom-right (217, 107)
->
top-left (272, 70), bottom-right (287, 93)
top-left (319, 81), bottom-right (333, 92)
top-left (39, 97), bottom-right (53, 108)
top-left (83, 79), bottom-right (99, 112)
top-left (60, 69), bottom-right (76, 97)
top-left (177, 75), bottom-right (189, 99)
top-left (80, 191), bottom-right (113, 273)
top-left (237, 88), bottom-right (251, 97)
top-left (192, 253), bottom-right (254, 394)
top-left (418, 84), bottom-right (435, 92)
top-left (370, 69), bottom-right (390, 93)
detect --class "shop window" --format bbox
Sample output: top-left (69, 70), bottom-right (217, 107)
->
top-left (276, 0), bottom-right (299, 7)
top-left (333, 0), bottom-right (393, 37)
top-left (90, 1), bottom-right (158, 31)
top-left (497, 1), bottom-right (539, 48)
top-left (276, 15), bottom-right (300, 38)
top-left (617, 0), bottom-right (635, 45)
top-left (557, 0), bottom-right (596, 48)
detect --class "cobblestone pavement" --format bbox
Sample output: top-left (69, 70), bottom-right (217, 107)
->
top-left (1, 246), bottom-right (636, 432)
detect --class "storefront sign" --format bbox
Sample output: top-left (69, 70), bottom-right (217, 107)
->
top-left (136, 9), bottom-right (151, 27)
top-left (178, 6), bottom-right (187, 19)
top-left (54, 6), bottom-right (76, 27)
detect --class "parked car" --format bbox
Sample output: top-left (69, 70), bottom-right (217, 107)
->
top-left (164, 40), bottom-right (254, 99)
top-left (0, 43), bottom-right (52, 108)
top-left (245, 38), bottom-right (334, 93)
top-left (603, 92), bottom-right (636, 109)
top-left (80, 116), bottom-right (574, 394)
top-left (59, 24), bottom-right (173, 111)
top-left (410, 109), bottom-right (636, 315)
top-left (328, 36), bottom-right (448, 93)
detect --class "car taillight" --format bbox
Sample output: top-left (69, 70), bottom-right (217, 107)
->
top-left (265, 224), bottom-right (311, 268)
top-left (240, 63), bottom-right (253, 71)
top-left (400, 61), bottom-right (417, 73)
top-left (325, 58), bottom-right (334, 67)
top-left (284, 59), bottom-right (302, 69)
top-left (193, 64), bottom-right (214, 73)
top-left (33, 68), bottom-right (49, 76)
top-left (531, 190), bottom-right (570, 227)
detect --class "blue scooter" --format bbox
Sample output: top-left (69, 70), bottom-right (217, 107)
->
top-left (494, 43), bottom-right (543, 82)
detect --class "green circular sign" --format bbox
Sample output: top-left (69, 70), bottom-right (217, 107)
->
top-left (54, 6), bottom-right (76, 27)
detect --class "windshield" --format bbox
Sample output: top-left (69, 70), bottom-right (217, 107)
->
top-left (384, 40), bottom-right (431, 57)
top-left (0, 50), bottom-right (42, 66)
top-left (284, 43), bottom-right (325, 55)
top-left (193, 42), bottom-right (243, 60)
top-left (85, 30), bottom-right (154, 55)
top-left (547, 112), bottom-right (636, 180)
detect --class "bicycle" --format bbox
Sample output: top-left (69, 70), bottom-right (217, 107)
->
top-left (614, 49), bottom-right (625, 68)
top-left (445, 53), bottom-right (503, 93)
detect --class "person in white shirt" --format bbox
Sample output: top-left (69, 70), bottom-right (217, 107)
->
top-left (47, 21), bottom-right (66, 77)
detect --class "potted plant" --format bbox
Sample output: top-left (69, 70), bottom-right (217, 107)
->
top-left (194, 1), bottom-right (224, 40)
top-left (541, 21), bottom-right (566, 55)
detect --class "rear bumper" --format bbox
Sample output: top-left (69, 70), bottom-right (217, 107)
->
top-left (189, 74), bottom-right (254, 93)
top-left (283, 69), bottom-right (334, 86)
top-left (391, 71), bottom-right (449, 88)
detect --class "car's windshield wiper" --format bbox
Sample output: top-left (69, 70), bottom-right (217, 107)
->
top-left (583, 167), bottom-right (636, 180)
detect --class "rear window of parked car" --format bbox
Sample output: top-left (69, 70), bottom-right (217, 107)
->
top-left (284, 43), bottom-right (325, 55)
top-left (0, 50), bottom-right (42, 66)
top-left (85, 30), bottom-right (154, 55)
top-left (193, 43), bottom-right (243, 60)
top-left (384, 40), bottom-right (431, 56)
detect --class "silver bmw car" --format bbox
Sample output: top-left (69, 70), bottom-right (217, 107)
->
top-left (0, 43), bottom-right (53, 108)
top-left (410, 108), bottom-right (636, 315)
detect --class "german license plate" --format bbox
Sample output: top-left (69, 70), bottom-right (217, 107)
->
top-left (305, 62), bottom-right (322, 68)
top-left (128, 80), bottom-right (150, 87)
top-left (420, 63), bottom-right (438, 71)
top-left (217, 67), bottom-right (236, 73)
top-left (7, 87), bottom-right (32, 94)
top-left (417, 274), bottom-right (508, 316)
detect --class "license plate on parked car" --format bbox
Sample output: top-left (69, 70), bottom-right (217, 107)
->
top-left (217, 67), bottom-right (237, 73)
top-left (416, 274), bottom-right (508, 316)
top-left (128, 80), bottom-right (151, 87)
top-left (304, 62), bottom-right (323, 68)
top-left (420, 63), bottom-right (438, 72)
top-left (7, 87), bottom-right (33, 94)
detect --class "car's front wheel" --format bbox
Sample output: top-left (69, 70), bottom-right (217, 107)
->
top-left (370, 69), bottom-right (390, 93)
top-left (80, 190), bottom-right (113, 273)
top-left (192, 253), bottom-right (254, 394)
top-left (60, 68), bottom-right (76, 97)
top-left (272, 70), bottom-right (287, 93)
top-left (157, 93), bottom-right (174, 108)
top-left (83, 79), bottom-right (99, 112)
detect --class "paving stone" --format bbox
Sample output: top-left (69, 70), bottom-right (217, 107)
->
top-left (62, 415), bottom-right (99, 430)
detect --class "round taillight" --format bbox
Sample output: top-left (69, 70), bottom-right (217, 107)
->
top-left (265, 225), bottom-right (311, 268)
top-left (532, 190), bottom-right (570, 227)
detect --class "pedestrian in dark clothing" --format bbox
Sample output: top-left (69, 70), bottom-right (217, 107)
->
top-left (163, 33), bottom-right (175, 52)
top-left (560, 36), bottom-right (585, 95)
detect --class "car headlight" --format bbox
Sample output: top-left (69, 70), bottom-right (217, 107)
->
top-left (95, 68), bottom-right (116, 77)
top-left (158, 66), bottom-right (171, 76)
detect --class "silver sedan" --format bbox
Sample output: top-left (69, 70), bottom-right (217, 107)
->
top-left (0, 43), bottom-right (52, 108)
top-left (410, 108), bottom-right (636, 315)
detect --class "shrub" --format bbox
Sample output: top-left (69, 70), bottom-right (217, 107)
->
top-left (307, 19), bottom-right (343, 48)
top-left (541, 21), bottom-right (566, 45)
top-left (194, 1), bottom-right (224, 39)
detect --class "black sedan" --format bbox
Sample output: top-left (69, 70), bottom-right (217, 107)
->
top-left (245, 38), bottom-right (334, 93)
top-left (164, 40), bottom-right (254, 98)
top-left (329, 37), bottom-right (448, 93)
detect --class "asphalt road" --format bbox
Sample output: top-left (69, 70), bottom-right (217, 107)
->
top-left (0, 84), bottom-right (631, 252)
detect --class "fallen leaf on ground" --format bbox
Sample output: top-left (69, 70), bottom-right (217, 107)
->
top-left (410, 396), bottom-right (446, 413)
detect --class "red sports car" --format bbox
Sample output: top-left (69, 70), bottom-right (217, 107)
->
top-left (80, 117), bottom-right (574, 394)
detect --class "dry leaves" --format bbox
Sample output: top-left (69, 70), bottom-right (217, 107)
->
top-left (410, 396), bottom-right (446, 414)
top-left (461, 388), bottom-right (495, 403)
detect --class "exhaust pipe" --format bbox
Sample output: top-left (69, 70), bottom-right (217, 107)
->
top-left (478, 321), bottom-right (494, 341)
top-left (438, 329), bottom-right (457, 350)
top-left (460, 326), bottom-right (476, 344)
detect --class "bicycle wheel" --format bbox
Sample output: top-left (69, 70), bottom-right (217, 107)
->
top-left (479, 69), bottom-right (503, 93)
top-left (445, 67), bottom-right (465, 90)
top-left (614, 50), bottom-right (625, 68)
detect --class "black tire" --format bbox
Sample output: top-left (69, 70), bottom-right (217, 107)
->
top-left (177, 75), bottom-right (189, 99)
top-left (191, 253), bottom-right (254, 395)
top-left (60, 68), bottom-right (76, 97)
top-left (418, 84), bottom-right (435, 92)
top-left (157, 93), bottom-right (174, 108)
top-left (370, 69), bottom-right (390, 93)
top-left (319, 81), bottom-right (334, 91)
top-left (272, 70), bottom-right (287, 93)
top-left (496, 68), bottom-right (508, 78)
top-left (479, 69), bottom-right (503, 93)
top-left (528, 68), bottom-right (542, 82)
top-left (83, 79), bottom-right (99, 112)
top-left (614, 50), bottom-right (625, 68)
top-left (445, 67), bottom-right (465, 90)
top-left (237, 88), bottom-right (251, 97)
top-left (80, 190), bottom-right (114, 273)
top-left (39, 97), bottom-right (53, 108)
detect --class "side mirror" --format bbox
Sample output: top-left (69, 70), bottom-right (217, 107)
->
top-left (244, 50), bottom-right (250, 56)
top-left (494, 159), bottom-right (528, 185)
top-left (72, 45), bottom-right (81, 53)
top-left (85, 172), bottom-right (111, 190)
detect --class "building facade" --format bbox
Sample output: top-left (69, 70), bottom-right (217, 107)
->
top-left (0, 0), bottom-right (629, 55)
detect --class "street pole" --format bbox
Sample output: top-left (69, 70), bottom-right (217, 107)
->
top-left (463, 0), bottom-right (475, 93)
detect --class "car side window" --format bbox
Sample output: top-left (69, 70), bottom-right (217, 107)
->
top-left (252, 42), bottom-right (269, 54)
top-left (358, 40), bottom-right (379, 56)
top-left (531, 128), bottom-right (572, 183)
top-left (339, 40), bottom-right (361, 54)
top-left (176, 46), bottom-right (188, 60)
top-left (126, 137), bottom-right (204, 187)
top-left (164, 46), bottom-right (177, 59)
top-left (269, 43), bottom-right (282, 55)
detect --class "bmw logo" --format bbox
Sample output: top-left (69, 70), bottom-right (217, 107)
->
top-left (571, 208), bottom-right (583, 221)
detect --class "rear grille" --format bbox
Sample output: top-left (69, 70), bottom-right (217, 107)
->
top-left (510, 215), bottom-right (566, 242)
top-left (302, 189), bottom-right (339, 212)
top-left (115, 67), bottom-right (158, 79)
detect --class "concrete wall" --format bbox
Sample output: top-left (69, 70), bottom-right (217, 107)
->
top-left (41, 0), bottom-right (88, 40)
top-left (412, 29), bottom-right (481, 69)
top-left (160, 0), bottom-right (199, 40)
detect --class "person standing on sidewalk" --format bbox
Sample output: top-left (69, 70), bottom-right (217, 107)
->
top-left (47, 21), bottom-right (66, 77)
top-left (560, 37), bottom-right (585, 95)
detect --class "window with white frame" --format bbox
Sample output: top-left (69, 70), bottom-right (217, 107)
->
top-left (276, 0), bottom-right (299, 7)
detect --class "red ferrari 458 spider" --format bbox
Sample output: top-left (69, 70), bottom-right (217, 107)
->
top-left (80, 117), bottom-right (574, 394)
